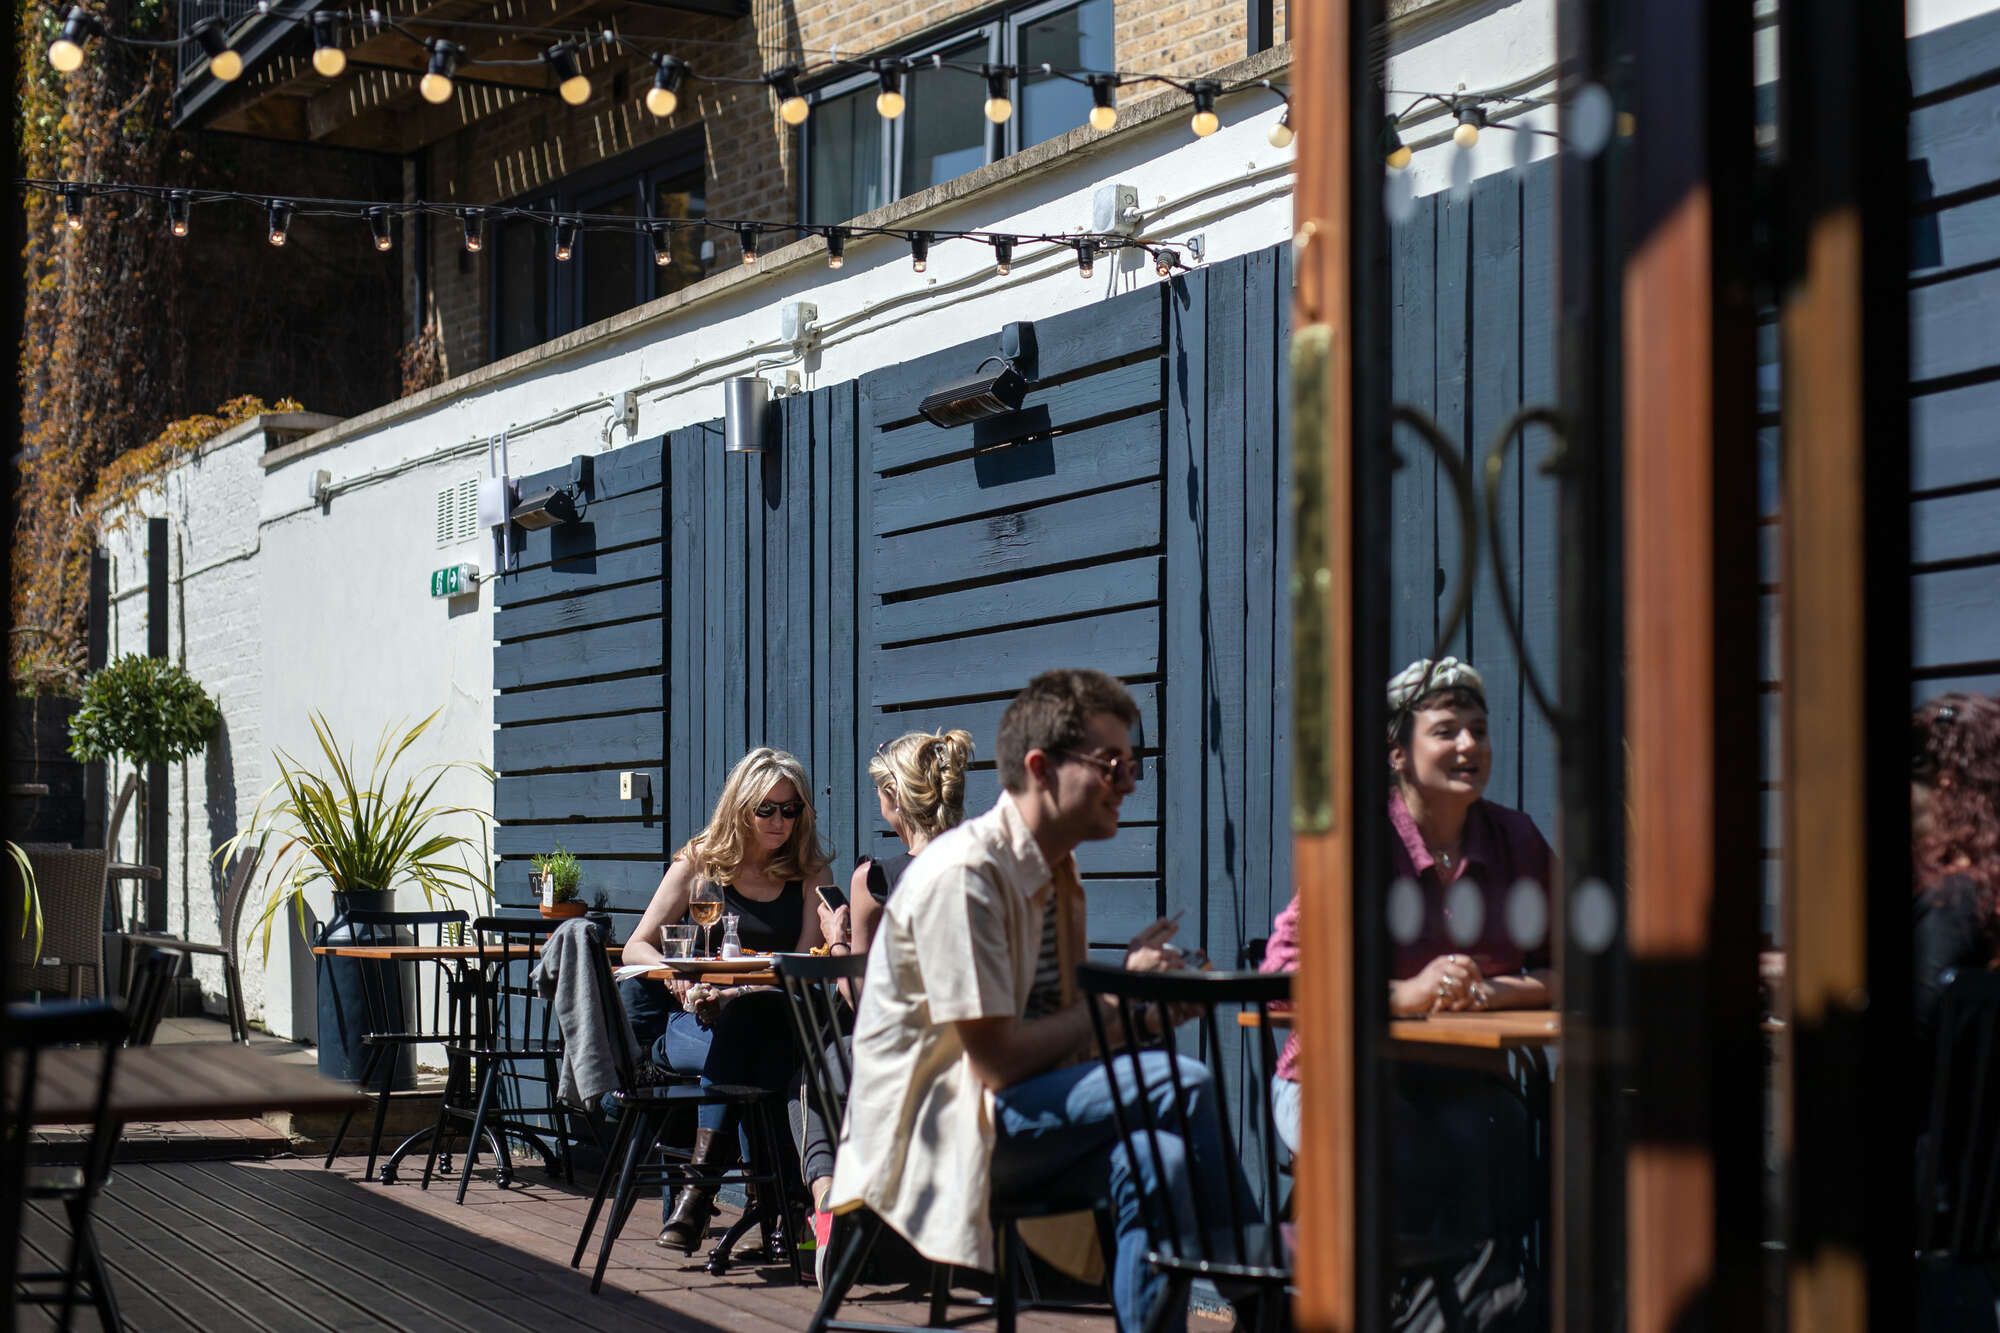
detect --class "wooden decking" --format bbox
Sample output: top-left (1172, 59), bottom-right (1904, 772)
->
top-left (18, 1155), bottom-right (1115, 1333)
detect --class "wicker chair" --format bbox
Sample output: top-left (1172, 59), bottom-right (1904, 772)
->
top-left (8, 848), bottom-right (110, 999)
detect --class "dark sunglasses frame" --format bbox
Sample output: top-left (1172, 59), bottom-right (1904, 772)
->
top-left (753, 799), bottom-right (805, 820)
top-left (1054, 748), bottom-right (1144, 785)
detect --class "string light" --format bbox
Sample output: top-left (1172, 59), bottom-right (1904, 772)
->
top-left (1453, 101), bottom-right (1485, 147)
top-left (420, 40), bottom-right (460, 104)
top-left (190, 17), bottom-right (242, 82)
top-left (646, 55), bottom-right (684, 118)
top-left (769, 67), bottom-right (810, 125)
top-left (1267, 106), bottom-right (1293, 149)
top-left (1088, 76), bottom-right (1119, 132)
top-left (650, 223), bottom-right (672, 267)
top-left (266, 199), bottom-right (292, 246)
top-left (1075, 238), bottom-right (1095, 278)
top-left (738, 224), bottom-right (758, 266)
top-left (60, 185), bottom-right (84, 230)
top-left (367, 206), bottom-right (393, 251)
top-left (825, 227), bottom-right (846, 269)
top-left (874, 61), bottom-right (905, 119)
top-left (554, 217), bottom-right (578, 261)
top-left (992, 236), bottom-right (1012, 276)
top-left (982, 66), bottom-right (1013, 124)
top-left (460, 207), bottom-right (484, 252)
top-left (167, 191), bottom-right (190, 237)
top-left (909, 234), bottom-right (928, 273)
top-left (1155, 249), bottom-right (1178, 277)
top-left (1188, 80), bottom-right (1221, 137)
top-left (1382, 117), bottom-right (1412, 169)
top-left (546, 41), bottom-right (589, 106)
top-left (47, 6), bottom-right (93, 72)
top-left (310, 11), bottom-right (346, 78)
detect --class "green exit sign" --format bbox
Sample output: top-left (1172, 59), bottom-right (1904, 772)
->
top-left (429, 563), bottom-right (479, 598)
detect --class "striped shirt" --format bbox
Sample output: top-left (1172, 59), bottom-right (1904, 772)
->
top-left (1021, 906), bottom-right (1064, 1019)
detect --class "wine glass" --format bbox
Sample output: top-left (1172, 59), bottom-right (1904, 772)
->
top-left (688, 881), bottom-right (723, 957)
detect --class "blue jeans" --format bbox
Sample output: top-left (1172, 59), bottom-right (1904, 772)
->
top-left (655, 989), bottom-right (798, 1145)
top-left (990, 1053), bottom-right (1246, 1333)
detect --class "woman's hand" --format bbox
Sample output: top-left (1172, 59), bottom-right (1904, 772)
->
top-left (817, 901), bottom-right (851, 950)
top-left (1392, 953), bottom-right (1485, 1015)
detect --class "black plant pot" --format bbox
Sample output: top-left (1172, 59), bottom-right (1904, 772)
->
top-left (315, 888), bottom-right (417, 1090)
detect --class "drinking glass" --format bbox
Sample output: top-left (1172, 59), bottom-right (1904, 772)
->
top-left (688, 882), bottom-right (724, 956)
top-left (660, 923), bottom-right (697, 959)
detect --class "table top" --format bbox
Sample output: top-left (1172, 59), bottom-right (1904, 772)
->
top-left (641, 961), bottom-right (779, 986)
top-left (1238, 1008), bottom-right (1562, 1050)
top-left (7, 782), bottom-right (51, 798)
top-left (17, 1044), bottom-right (366, 1125)
top-left (312, 943), bottom-right (623, 962)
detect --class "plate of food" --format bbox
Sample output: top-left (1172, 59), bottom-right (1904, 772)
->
top-left (664, 954), bottom-right (778, 974)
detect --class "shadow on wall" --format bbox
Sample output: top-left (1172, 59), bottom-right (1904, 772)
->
top-left (205, 713), bottom-right (238, 892)
top-left (289, 902), bottom-right (323, 1046)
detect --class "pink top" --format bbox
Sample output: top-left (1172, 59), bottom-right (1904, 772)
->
top-left (1261, 895), bottom-right (1303, 1082)
top-left (1387, 789), bottom-right (1554, 980)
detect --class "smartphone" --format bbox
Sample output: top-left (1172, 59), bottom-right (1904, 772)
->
top-left (815, 884), bottom-right (847, 912)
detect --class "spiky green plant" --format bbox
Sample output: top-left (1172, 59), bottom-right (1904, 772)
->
top-left (9, 841), bottom-right (42, 962)
top-left (220, 710), bottom-right (493, 959)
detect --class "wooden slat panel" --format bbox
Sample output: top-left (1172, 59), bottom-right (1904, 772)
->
top-left (1915, 192), bottom-right (2000, 275)
top-left (879, 683), bottom-right (1164, 760)
top-left (872, 482), bottom-right (1162, 595)
top-left (1910, 266), bottom-right (2000, 384)
top-left (508, 487), bottom-right (664, 574)
top-left (493, 581), bottom-right (663, 643)
top-left (951, 764), bottom-right (1161, 823)
top-left (860, 287), bottom-right (1162, 428)
top-left (1908, 80), bottom-right (2000, 200)
top-left (871, 412), bottom-right (1164, 537)
top-left (493, 617), bottom-right (661, 690)
top-left (496, 857), bottom-right (662, 903)
top-left (1390, 189), bottom-right (1440, 668)
top-left (668, 424), bottom-right (703, 851)
top-left (1435, 184), bottom-right (1472, 661)
top-left (1202, 255), bottom-right (1250, 979)
top-left (1912, 380), bottom-right (2000, 491)
top-left (828, 384), bottom-right (861, 882)
top-left (494, 675), bottom-right (663, 727)
top-left (869, 361), bottom-right (1163, 475)
top-left (1162, 266), bottom-right (1207, 934)
top-left (1914, 564), bottom-right (2000, 667)
top-left (872, 607), bottom-right (1161, 707)
top-left (496, 769), bottom-right (664, 821)
top-left (1518, 159), bottom-right (1561, 835)
top-left (492, 544), bottom-right (662, 608)
top-left (494, 821), bottom-right (667, 857)
top-left (1080, 877), bottom-right (1167, 947)
top-left (494, 713), bottom-right (665, 772)
top-left (1241, 242), bottom-right (1284, 978)
top-left (1470, 175), bottom-right (1525, 808)
top-left (876, 556), bottom-right (1159, 646)
top-left (1908, 9), bottom-right (2000, 97)
top-left (1911, 487), bottom-right (2000, 567)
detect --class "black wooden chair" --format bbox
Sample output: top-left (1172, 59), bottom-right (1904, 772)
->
top-left (423, 915), bottom-right (573, 1201)
top-left (321, 907), bottom-right (469, 1182)
top-left (121, 945), bottom-right (182, 1047)
top-left (566, 934), bottom-right (803, 1291)
top-left (5, 999), bottom-right (132, 1331)
top-left (799, 948), bottom-right (1112, 1333)
top-left (1076, 961), bottom-right (1293, 1333)
top-left (106, 848), bottom-right (260, 1042)
top-left (1917, 968), bottom-right (2000, 1263)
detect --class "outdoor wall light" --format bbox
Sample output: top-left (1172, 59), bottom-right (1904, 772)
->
top-left (191, 18), bottom-right (242, 81)
top-left (48, 6), bottom-right (95, 73)
top-left (310, 12), bottom-right (346, 78)
top-left (1074, 238), bottom-right (1096, 279)
top-left (724, 376), bottom-right (771, 454)
top-left (547, 42), bottom-right (590, 106)
top-left (266, 199), bottom-right (292, 246)
top-left (368, 207), bottom-right (393, 252)
top-left (646, 56), bottom-right (685, 117)
top-left (1188, 80), bottom-right (1222, 137)
top-left (992, 237), bottom-right (1013, 276)
top-left (510, 485), bottom-right (580, 529)
top-left (983, 66), bottom-right (1014, 124)
top-left (460, 207), bottom-right (484, 252)
top-left (909, 234), bottom-right (929, 273)
top-left (918, 356), bottom-right (1027, 429)
top-left (167, 191), bottom-right (191, 237)
top-left (769, 67), bottom-right (809, 125)
top-left (875, 62), bottom-right (905, 119)
top-left (1088, 76), bottom-right (1119, 131)
top-left (420, 40), bottom-right (461, 104)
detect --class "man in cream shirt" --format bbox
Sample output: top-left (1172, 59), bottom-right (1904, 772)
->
top-left (827, 668), bottom-right (1243, 1333)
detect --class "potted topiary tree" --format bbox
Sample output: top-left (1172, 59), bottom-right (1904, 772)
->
top-left (220, 710), bottom-right (491, 1085)
top-left (533, 845), bottom-right (585, 918)
top-left (67, 652), bottom-right (221, 874)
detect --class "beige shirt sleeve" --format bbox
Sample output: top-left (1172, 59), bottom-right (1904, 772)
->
top-left (912, 861), bottom-right (1019, 1024)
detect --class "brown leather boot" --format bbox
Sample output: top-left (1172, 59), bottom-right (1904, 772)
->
top-left (658, 1127), bottom-right (728, 1253)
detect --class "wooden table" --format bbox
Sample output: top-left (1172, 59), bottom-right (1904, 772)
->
top-left (312, 943), bottom-right (623, 961)
top-left (21, 1043), bottom-right (364, 1125)
top-left (1239, 1008), bottom-right (1562, 1050)
top-left (638, 960), bottom-right (780, 986)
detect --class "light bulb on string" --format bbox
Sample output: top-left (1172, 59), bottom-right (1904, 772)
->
top-left (992, 236), bottom-right (1012, 276)
top-left (48, 6), bottom-right (94, 73)
top-left (460, 207), bottom-right (484, 252)
top-left (547, 42), bottom-right (589, 106)
top-left (983, 66), bottom-right (1013, 124)
top-left (420, 40), bottom-right (460, 104)
top-left (908, 234), bottom-right (929, 273)
top-left (646, 56), bottom-right (684, 117)
top-left (825, 227), bottom-right (846, 270)
top-left (874, 61), bottom-right (905, 119)
top-left (368, 207), bottom-right (393, 251)
top-left (739, 225), bottom-right (759, 266)
top-left (1155, 249), bottom-right (1179, 278)
top-left (167, 191), bottom-right (191, 237)
top-left (310, 11), bottom-right (346, 78)
top-left (769, 68), bottom-right (809, 125)
top-left (1075, 238), bottom-right (1095, 279)
top-left (60, 185), bottom-right (84, 231)
top-left (266, 199), bottom-right (292, 246)
top-left (1267, 105), bottom-right (1294, 148)
top-left (1087, 76), bottom-right (1119, 132)
top-left (554, 217), bottom-right (578, 261)
top-left (1188, 80), bottom-right (1221, 137)
top-left (191, 17), bottom-right (242, 81)
top-left (1382, 117), bottom-right (1412, 170)
top-left (650, 224), bottom-right (672, 267)
top-left (1452, 101), bottom-right (1485, 148)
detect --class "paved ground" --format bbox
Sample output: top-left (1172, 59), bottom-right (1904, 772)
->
top-left (17, 1153), bottom-right (1116, 1332)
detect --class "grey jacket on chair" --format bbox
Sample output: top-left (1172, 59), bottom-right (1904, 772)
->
top-left (530, 918), bottom-right (638, 1108)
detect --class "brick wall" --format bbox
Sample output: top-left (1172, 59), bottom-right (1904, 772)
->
top-left (416, 0), bottom-right (1277, 374)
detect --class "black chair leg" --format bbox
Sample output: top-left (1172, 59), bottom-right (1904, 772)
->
top-left (928, 1264), bottom-right (954, 1326)
top-left (593, 1107), bottom-right (658, 1295)
top-left (457, 1063), bottom-right (502, 1204)
top-left (362, 1045), bottom-right (399, 1182)
top-left (77, 1210), bottom-right (121, 1333)
top-left (548, 1057), bottom-right (576, 1185)
top-left (419, 1049), bottom-right (462, 1191)
top-left (325, 1043), bottom-right (379, 1169)
top-left (56, 1196), bottom-right (88, 1332)
top-left (574, 1105), bottom-right (639, 1268)
top-left (809, 1210), bottom-right (884, 1333)
top-left (223, 957), bottom-right (248, 1042)
top-left (993, 1220), bottom-right (1016, 1333)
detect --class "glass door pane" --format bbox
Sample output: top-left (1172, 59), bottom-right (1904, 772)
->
top-left (807, 83), bottom-right (884, 224)
top-left (900, 38), bottom-right (992, 192)
top-left (1017, 0), bottom-right (1113, 150)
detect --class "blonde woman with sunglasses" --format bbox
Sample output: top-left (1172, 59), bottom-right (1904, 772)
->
top-left (622, 747), bottom-right (835, 1253)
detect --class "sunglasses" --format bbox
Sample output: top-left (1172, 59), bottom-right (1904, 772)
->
top-left (1055, 749), bottom-right (1144, 785)
top-left (753, 799), bottom-right (805, 820)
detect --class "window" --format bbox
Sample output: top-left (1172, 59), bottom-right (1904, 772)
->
top-left (800, 0), bottom-right (1111, 225)
top-left (490, 131), bottom-right (709, 362)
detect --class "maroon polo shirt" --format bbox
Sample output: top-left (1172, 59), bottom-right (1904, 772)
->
top-left (1388, 789), bottom-right (1554, 980)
